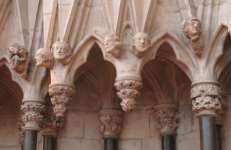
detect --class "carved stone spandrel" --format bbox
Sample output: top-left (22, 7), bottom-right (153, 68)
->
top-left (132, 32), bottom-right (150, 58)
top-left (35, 48), bottom-right (54, 68)
top-left (48, 84), bottom-right (75, 119)
top-left (21, 102), bottom-right (46, 131)
top-left (99, 109), bottom-right (123, 139)
top-left (8, 43), bottom-right (31, 79)
top-left (114, 78), bottom-right (143, 112)
top-left (154, 104), bottom-right (180, 135)
top-left (191, 84), bottom-right (221, 117)
top-left (182, 17), bottom-right (204, 57)
top-left (51, 41), bottom-right (73, 65)
top-left (104, 34), bottom-right (122, 58)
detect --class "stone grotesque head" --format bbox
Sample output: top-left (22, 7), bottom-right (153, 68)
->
top-left (35, 48), bottom-right (54, 68)
top-left (182, 17), bottom-right (201, 41)
top-left (133, 32), bottom-right (150, 58)
top-left (51, 41), bottom-right (72, 65)
top-left (104, 34), bottom-right (122, 58)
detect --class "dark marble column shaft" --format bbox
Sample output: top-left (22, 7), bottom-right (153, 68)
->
top-left (162, 135), bottom-right (176, 150)
top-left (199, 117), bottom-right (217, 150)
top-left (23, 130), bottom-right (38, 150)
top-left (104, 138), bottom-right (118, 150)
top-left (43, 136), bottom-right (56, 150)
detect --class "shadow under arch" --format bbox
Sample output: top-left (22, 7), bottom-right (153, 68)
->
top-left (141, 42), bottom-right (191, 105)
top-left (142, 29), bottom-right (196, 81)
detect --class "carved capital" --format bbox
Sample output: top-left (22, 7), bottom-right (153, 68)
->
top-left (132, 32), bottom-right (150, 58)
top-left (154, 104), bottom-right (180, 135)
top-left (182, 17), bottom-right (204, 57)
top-left (17, 118), bottom-right (25, 144)
top-left (48, 84), bottom-right (75, 118)
top-left (114, 80), bottom-right (143, 112)
top-left (8, 43), bottom-right (30, 79)
top-left (191, 84), bottom-right (221, 117)
top-left (99, 109), bottom-right (123, 139)
top-left (104, 34), bottom-right (122, 58)
top-left (216, 93), bottom-right (227, 125)
top-left (21, 102), bottom-right (46, 131)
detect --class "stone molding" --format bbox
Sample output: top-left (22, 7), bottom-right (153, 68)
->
top-left (8, 43), bottom-right (30, 79)
top-left (114, 79), bottom-right (143, 112)
top-left (48, 84), bottom-right (75, 119)
top-left (99, 109), bottom-right (123, 139)
top-left (21, 102), bottom-right (46, 131)
top-left (182, 17), bottom-right (204, 57)
top-left (191, 84), bottom-right (221, 117)
top-left (154, 104), bottom-right (180, 135)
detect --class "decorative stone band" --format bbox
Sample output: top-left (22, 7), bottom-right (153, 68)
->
top-left (114, 77), bottom-right (143, 112)
top-left (99, 109), bottom-right (123, 139)
top-left (48, 84), bottom-right (75, 119)
top-left (40, 112), bottom-right (64, 136)
top-left (154, 104), bottom-right (180, 135)
top-left (191, 84), bottom-right (221, 117)
top-left (215, 93), bottom-right (227, 125)
top-left (21, 102), bottom-right (46, 131)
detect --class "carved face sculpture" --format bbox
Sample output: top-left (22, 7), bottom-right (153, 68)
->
top-left (8, 43), bottom-right (20, 55)
top-left (51, 41), bottom-right (72, 65)
top-left (35, 48), bottom-right (54, 68)
top-left (104, 34), bottom-right (122, 57)
top-left (133, 32), bottom-right (150, 57)
top-left (182, 17), bottom-right (201, 40)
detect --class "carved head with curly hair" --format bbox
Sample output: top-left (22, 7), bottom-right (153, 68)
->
top-left (182, 17), bottom-right (201, 41)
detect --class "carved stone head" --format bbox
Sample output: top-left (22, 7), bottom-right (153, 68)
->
top-left (51, 41), bottom-right (72, 65)
top-left (133, 32), bottom-right (150, 57)
top-left (104, 34), bottom-right (122, 57)
top-left (35, 48), bottom-right (54, 68)
top-left (182, 17), bottom-right (201, 41)
top-left (8, 43), bottom-right (20, 54)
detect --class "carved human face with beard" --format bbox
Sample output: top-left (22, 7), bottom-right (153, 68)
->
top-left (35, 48), bottom-right (54, 68)
top-left (133, 32), bottom-right (150, 57)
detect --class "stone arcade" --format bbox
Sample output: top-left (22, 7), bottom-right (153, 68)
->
top-left (1, 0), bottom-right (231, 150)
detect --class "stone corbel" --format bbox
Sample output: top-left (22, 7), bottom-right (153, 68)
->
top-left (104, 34), bottom-right (122, 58)
top-left (154, 104), bottom-right (180, 135)
top-left (132, 32), bottom-right (150, 58)
top-left (191, 84), bottom-right (222, 117)
top-left (8, 43), bottom-right (31, 79)
top-left (182, 17), bottom-right (204, 57)
top-left (99, 109), bottom-right (123, 139)
top-left (114, 77), bottom-right (143, 112)
top-left (21, 102), bottom-right (46, 131)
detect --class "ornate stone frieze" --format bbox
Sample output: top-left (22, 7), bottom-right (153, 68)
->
top-left (8, 43), bottom-right (30, 79)
top-left (154, 104), bottom-right (180, 135)
top-left (132, 32), bottom-right (150, 58)
top-left (51, 41), bottom-right (72, 65)
top-left (99, 109), bottom-right (123, 139)
top-left (48, 84), bottom-right (75, 118)
top-left (104, 34), bottom-right (122, 58)
top-left (35, 48), bottom-right (54, 68)
top-left (114, 80), bottom-right (143, 112)
top-left (191, 84), bottom-right (221, 117)
top-left (21, 102), bottom-right (46, 131)
top-left (182, 17), bottom-right (204, 57)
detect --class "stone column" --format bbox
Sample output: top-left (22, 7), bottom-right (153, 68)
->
top-left (99, 109), bottom-right (123, 150)
top-left (154, 104), bottom-right (180, 150)
top-left (114, 77), bottom-right (143, 112)
top-left (21, 102), bottom-right (46, 150)
top-left (191, 83), bottom-right (221, 150)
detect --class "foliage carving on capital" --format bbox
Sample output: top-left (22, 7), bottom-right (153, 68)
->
top-left (114, 80), bottom-right (143, 112)
top-left (182, 17), bottom-right (204, 57)
top-left (8, 43), bottom-right (30, 79)
top-left (21, 102), bottom-right (46, 131)
top-left (191, 84), bottom-right (221, 116)
top-left (99, 109), bottom-right (123, 138)
top-left (132, 32), bottom-right (150, 58)
top-left (154, 104), bottom-right (180, 135)
top-left (17, 118), bottom-right (25, 144)
top-left (104, 34), bottom-right (122, 58)
top-left (48, 85), bottom-right (75, 118)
